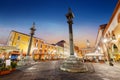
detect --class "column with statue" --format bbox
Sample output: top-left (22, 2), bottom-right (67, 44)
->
top-left (60, 8), bottom-right (88, 72)
top-left (26, 22), bottom-right (36, 64)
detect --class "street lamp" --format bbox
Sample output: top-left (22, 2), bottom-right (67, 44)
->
top-left (97, 46), bottom-right (101, 50)
top-left (102, 38), bottom-right (114, 66)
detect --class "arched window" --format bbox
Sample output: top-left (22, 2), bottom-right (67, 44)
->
top-left (34, 39), bottom-right (38, 47)
top-left (108, 31), bottom-right (110, 38)
top-left (106, 33), bottom-right (108, 38)
top-left (113, 44), bottom-right (118, 53)
top-left (112, 31), bottom-right (116, 40)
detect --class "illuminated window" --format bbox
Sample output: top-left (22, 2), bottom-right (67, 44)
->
top-left (39, 50), bottom-right (42, 54)
top-left (45, 50), bottom-right (46, 52)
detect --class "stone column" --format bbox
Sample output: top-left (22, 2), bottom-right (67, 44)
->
top-left (67, 15), bottom-right (74, 55)
top-left (26, 22), bottom-right (36, 59)
top-left (60, 8), bottom-right (88, 72)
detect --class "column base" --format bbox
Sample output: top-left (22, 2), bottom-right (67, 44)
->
top-left (25, 56), bottom-right (35, 65)
top-left (60, 55), bottom-right (88, 72)
top-left (17, 59), bottom-right (25, 66)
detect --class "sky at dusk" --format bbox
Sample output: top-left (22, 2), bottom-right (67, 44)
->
top-left (0, 0), bottom-right (118, 48)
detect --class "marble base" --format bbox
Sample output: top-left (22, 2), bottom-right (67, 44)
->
top-left (60, 55), bottom-right (88, 72)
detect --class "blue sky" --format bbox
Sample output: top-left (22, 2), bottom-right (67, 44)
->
top-left (0, 0), bottom-right (118, 48)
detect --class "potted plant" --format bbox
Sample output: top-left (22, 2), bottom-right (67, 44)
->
top-left (0, 64), bottom-right (11, 75)
top-left (0, 59), bottom-right (4, 67)
top-left (11, 61), bottom-right (17, 71)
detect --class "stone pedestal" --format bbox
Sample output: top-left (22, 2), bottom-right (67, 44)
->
top-left (17, 59), bottom-right (25, 66)
top-left (60, 8), bottom-right (88, 73)
top-left (25, 56), bottom-right (35, 65)
top-left (60, 55), bottom-right (88, 72)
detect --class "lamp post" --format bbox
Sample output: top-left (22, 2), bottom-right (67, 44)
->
top-left (102, 38), bottom-right (114, 66)
top-left (26, 22), bottom-right (36, 59)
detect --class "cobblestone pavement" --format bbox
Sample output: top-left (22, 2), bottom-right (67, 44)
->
top-left (1, 60), bottom-right (120, 80)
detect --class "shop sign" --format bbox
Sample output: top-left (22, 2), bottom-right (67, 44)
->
top-left (6, 59), bottom-right (11, 66)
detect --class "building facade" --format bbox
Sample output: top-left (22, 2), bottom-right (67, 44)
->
top-left (7, 30), bottom-right (64, 60)
top-left (95, 24), bottom-right (107, 60)
top-left (95, 0), bottom-right (120, 62)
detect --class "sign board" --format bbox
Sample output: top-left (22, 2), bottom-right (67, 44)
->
top-left (6, 59), bottom-right (11, 66)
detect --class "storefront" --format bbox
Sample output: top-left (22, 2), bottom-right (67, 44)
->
top-left (0, 45), bottom-right (19, 60)
top-left (10, 51), bottom-right (19, 61)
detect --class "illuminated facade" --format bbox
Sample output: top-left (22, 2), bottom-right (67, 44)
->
top-left (95, 24), bottom-right (107, 60)
top-left (56, 40), bottom-right (70, 58)
top-left (7, 30), bottom-right (64, 60)
top-left (95, 1), bottom-right (120, 62)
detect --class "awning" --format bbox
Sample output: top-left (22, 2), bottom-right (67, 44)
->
top-left (11, 55), bottom-right (18, 59)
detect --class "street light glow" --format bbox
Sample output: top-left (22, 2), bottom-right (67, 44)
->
top-left (97, 47), bottom-right (101, 50)
top-left (102, 38), bottom-right (108, 43)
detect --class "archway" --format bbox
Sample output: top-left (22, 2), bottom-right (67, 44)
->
top-left (112, 44), bottom-right (120, 61)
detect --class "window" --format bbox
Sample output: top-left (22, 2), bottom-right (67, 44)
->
top-left (17, 36), bottom-right (20, 40)
top-left (35, 40), bottom-right (38, 47)
top-left (118, 13), bottom-right (120, 23)
top-left (112, 31), bottom-right (116, 40)
top-left (40, 44), bottom-right (42, 48)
